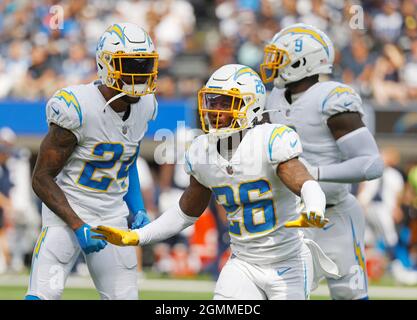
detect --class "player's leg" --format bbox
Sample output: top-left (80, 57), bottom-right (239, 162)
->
top-left (314, 195), bottom-right (369, 300)
top-left (213, 255), bottom-right (266, 300)
top-left (267, 243), bottom-right (314, 300)
top-left (25, 226), bottom-right (81, 300)
top-left (85, 244), bottom-right (138, 300)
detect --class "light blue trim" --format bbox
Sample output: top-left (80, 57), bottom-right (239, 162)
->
top-left (349, 216), bottom-right (368, 291)
top-left (184, 151), bottom-right (193, 174)
top-left (321, 88), bottom-right (353, 112)
top-left (24, 295), bottom-right (41, 300)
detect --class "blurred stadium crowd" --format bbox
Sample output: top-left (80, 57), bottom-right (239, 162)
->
top-left (1, 0), bottom-right (417, 103)
top-left (1, 0), bottom-right (417, 285)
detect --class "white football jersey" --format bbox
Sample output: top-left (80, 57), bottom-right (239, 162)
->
top-left (185, 123), bottom-right (305, 265)
top-left (266, 81), bottom-right (364, 205)
top-left (42, 81), bottom-right (158, 227)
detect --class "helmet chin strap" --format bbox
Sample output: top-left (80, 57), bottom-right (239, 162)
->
top-left (104, 91), bottom-right (126, 109)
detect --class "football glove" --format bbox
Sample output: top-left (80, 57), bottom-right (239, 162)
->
top-left (131, 209), bottom-right (151, 230)
top-left (91, 226), bottom-right (139, 246)
top-left (74, 224), bottom-right (107, 254)
top-left (285, 211), bottom-right (329, 228)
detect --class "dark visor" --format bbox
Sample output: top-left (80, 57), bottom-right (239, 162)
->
top-left (117, 57), bottom-right (155, 74)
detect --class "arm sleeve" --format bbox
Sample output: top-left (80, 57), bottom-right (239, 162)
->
top-left (318, 127), bottom-right (384, 183)
top-left (134, 204), bottom-right (198, 245)
top-left (267, 125), bottom-right (303, 168)
top-left (123, 152), bottom-right (145, 214)
top-left (46, 89), bottom-right (83, 141)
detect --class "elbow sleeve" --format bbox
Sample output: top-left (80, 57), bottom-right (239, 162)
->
top-left (363, 154), bottom-right (384, 180)
top-left (319, 127), bottom-right (384, 183)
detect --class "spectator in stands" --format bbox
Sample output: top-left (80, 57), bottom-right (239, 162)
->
top-left (372, 0), bottom-right (403, 44)
top-left (340, 35), bottom-right (375, 96)
top-left (237, 28), bottom-right (263, 71)
top-left (0, 136), bottom-right (13, 274)
top-left (0, 127), bottom-right (40, 273)
top-left (275, 0), bottom-right (300, 28)
top-left (358, 147), bottom-right (404, 260)
top-left (371, 43), bottom-right (408, 105)
top-left (404, 38), bottom-right (417, 100)
top-left (62, 43), bottom-right (95, 85)
top-left (16, 46), bottom-right (59, 100)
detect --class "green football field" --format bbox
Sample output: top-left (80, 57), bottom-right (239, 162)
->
top-left (1, 273), bottom-right (416, 300)
top-left (0, 285), bottom-right (414, 300)
top-left (0, 286), bottom-right (213, 300)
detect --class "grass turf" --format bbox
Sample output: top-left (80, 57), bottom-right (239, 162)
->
top-left (0, 285), bottom-right (412, 300)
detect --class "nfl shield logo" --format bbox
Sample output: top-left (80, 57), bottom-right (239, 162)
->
top-left (226, 165), bottom-right (234, 175)
top-left (122, 125), bottom-right (128, 135)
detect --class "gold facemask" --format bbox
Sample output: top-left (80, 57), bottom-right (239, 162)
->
top-left (198, 87), bottom-right (255, 134)
top-left (260, 44), bottom-right (290, 83)
top-left (99, 51), bottom-right (159, 96)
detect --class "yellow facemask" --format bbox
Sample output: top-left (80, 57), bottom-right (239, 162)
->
top-left (197, 87), bottom-right (255, 134)
top-left (99, 51), bottom-right (159, 96)
top-left (260, 44), bottom-right (290, 83)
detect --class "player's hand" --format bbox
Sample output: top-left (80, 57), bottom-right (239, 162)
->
top-left (74, 224), bottom-right (107, 254)
top-left (285, 211), bottom-right (329, 228)
top-left (91, 226), bottom-right (139, 246)
top-left (131, 209), bottom-right (150, 230)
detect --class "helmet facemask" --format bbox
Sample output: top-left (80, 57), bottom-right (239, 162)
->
top-left (99, 51), bottom-right (158, 97)
top-left (198, 87), bottom-right (255, 138)
top-left (260, 44), bottom-right (290, 83)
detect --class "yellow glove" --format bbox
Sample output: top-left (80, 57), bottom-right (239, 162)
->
top-left (284, 212), bottom-right (329, 228)
top-left (91, 226), bottom-right (139, 246)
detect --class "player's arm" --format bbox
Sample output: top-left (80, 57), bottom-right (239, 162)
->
top-left (303, 112), bottom-right (384, 183)
top-left (92, 175), bottom-right (212, 246)
top-left (33, 123), bottom-right (107, 253)
top-left (304, 86), bottom-right (383, 183)
top-left (32, 123), bottom-right (85, 230)
top-left (277, 158), bottom-right (328, 228)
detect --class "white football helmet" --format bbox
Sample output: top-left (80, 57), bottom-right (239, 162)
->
top-left (96, 22), bottom-right (158, 97)
top-left (260, 23), bottom-right (334, 88)
top-left (198, 64), bottom-right (266, 138)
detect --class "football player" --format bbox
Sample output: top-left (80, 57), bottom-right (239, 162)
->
top-left (25, 22), bottom-right (158, 300)
top-left (260, 23), bottom-right (384, 299)
top-left (92, 64), bottom-right (340, 300)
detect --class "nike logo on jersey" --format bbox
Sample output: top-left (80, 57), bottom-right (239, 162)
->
top-left (51, 106), bottom-right (60, 115)
top-left (323, 223), bottom-right (335, 231)
top-left (343, 101), bottom-right (353, 107)
top-left (290, 140), bottom-right (298, 148)
top-left (277, 267), bottom-right (292, 276)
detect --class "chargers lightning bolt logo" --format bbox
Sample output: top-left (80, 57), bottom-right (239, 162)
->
top-left (55, 90), bottom-right (83, 125)
top-left (106, 24), bottom-right (126, 46)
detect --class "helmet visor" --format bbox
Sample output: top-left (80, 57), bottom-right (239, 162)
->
top-left (101, 51), bottom-right (159, 96)
top-left (198, 88), bottom-right (254, 134)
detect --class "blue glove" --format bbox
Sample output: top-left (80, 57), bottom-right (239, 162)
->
top-left (131, 209), bottom-right (151, 230)
top-left (74, 224), bottom-right (107, 254)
